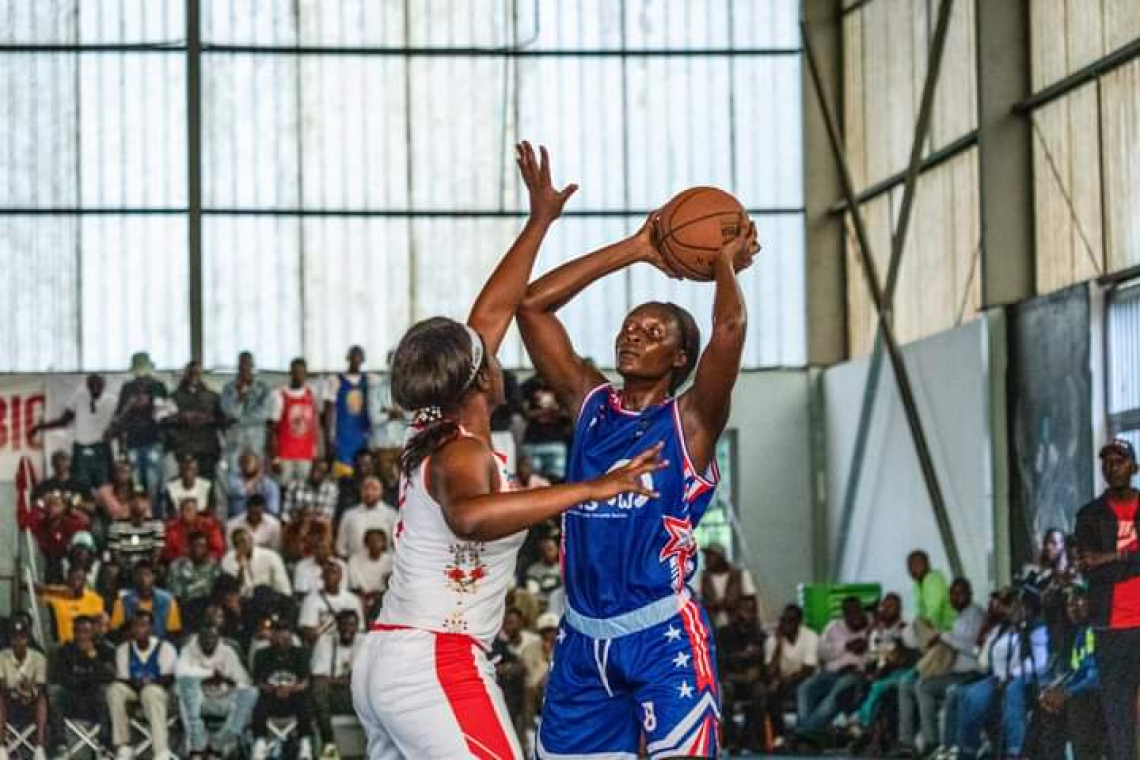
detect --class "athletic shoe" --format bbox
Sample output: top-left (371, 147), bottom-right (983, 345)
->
top-left (298, 737), bottom-right (314, 760)
top-left (115, 747), bottom-right (134, 760)
top-left (251, 739), bottom-right (269, 760)
top-left (320, 744), bottom-right (340, 760)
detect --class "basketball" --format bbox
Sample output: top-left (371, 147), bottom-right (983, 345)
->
top-left (653, 186), bottom-right (748, 281)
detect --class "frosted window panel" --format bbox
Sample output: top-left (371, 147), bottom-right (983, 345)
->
top-left (79, 216), bottom-right (189, 371)
top-left (0, 54), bottom-right (78, 207)
top-left (203, 0), bottom-right (405, 47)
top-left (202, 55), bottom-right (300, 209)
top-left (0, 216), bottom-right (79, 371)
top-left (520, 0), bottom-right (623, 50)
top-left (730, 0), bottom-right (800, 50)
top-left (406, 0), bottom-right (513, 48)
top-left (515, 58), bottom-right (627, 212)
top-left (0, 0), bottom-right (183, 43)
top-left (733, 56), bottom-right (804, 209)
top-left (203, 216), bottom-right (303, 370)
top-left (1107, 286), bottom-right (1140, 415)
top-left (301, 217), bottom-right (412, 372)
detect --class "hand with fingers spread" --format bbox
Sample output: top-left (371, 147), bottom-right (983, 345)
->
top-left (517, 141), bottom-right (578, 224)
top-left (586, 441), bottom-right (669, 502)
top-left (716, 215), bottom-right (760, 273)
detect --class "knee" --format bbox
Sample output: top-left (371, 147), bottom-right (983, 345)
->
top-left (140, 686), bottom-right (167, 710)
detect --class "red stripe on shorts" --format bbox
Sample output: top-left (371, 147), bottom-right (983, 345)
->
top-left (434, 632), bottom-right (515, 760)
top-left (680, 601), bottom-right (716, 692)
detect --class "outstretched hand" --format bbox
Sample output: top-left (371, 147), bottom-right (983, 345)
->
top-left (716, 215), bottom-right (760, 273)
top-left (587, 441), bottom-right (669, 502)
top-left (517, 141), bottom-right (578, 223)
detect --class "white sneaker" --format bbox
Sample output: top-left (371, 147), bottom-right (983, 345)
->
top-left (251, 739), bottom-right (269, 760)
top-left (115, 748), bottom-right (133, 760)
top-left (298, 737), bottom-right (314, 760)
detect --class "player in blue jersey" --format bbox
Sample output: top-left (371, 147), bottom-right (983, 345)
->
top-left (518, 213), bottom-right (758, 758)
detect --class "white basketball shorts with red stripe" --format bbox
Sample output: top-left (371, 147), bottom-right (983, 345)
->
top-left (351, 627), bottom-right (523, 760)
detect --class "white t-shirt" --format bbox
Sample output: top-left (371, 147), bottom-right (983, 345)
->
top-left (167, 477), bottom-right (213, 514)
top-left (292, 556), bottom-right (348, 597)
top-left (336, 502), bottom-right (398, 558)
top-left (221, 547), bottom-right (292, 597)
top-left (310, 632), bottom-right (362, 678)
top-left (698, 567), bottom-right (758, 627)
top-left (299, 587), bottom-right (365, 641)
top-left (227, 513), bottom-right (282, 550)
top-left (764, 626), bottom-right (821, 678)
top-left (68, 387), bottom-right (118, 445)
top-left (347, 550), bottom-right (393, 595)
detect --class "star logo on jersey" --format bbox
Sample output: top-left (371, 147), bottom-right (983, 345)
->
top-left (664, 625), bottom-right (683, 642)
top-left (659, 515), bottom-right (697, 594)
top-left (673, 651), bottom-right (691, 668)
top-left (677, 681), bottom-right (694, 699)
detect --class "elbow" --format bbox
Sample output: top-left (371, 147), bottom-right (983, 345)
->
top-left (713, 314), bottom-right (747, 342)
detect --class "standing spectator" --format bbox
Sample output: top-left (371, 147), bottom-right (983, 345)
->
top-left (1025, 527), bottom-right (1076, 653)
top-left (698, 543), bottom-right (757, 629)
top-left (846, 593), bottom-right (915, 742)
top-left (519, 375), bottom-right (573, 480)
top-left (283, 458), bottom-right (339, 524)
top-left (281, 503), bottom-right (333, 565)
top-left (897, 577), bottom-right (985, 755)
top-left (107, 611), bottom-right (177, 760)
top-left (293, 539), bottom-right (347, 598)
top-left (168, 531), bottom-right (224, 635)
top-left (0, 618), bottom-right (48, 760)
top-left (31, 373), bottom-right (117, 491)
top-left (1075, 437), bottom-right (1140, 760)
top-left (333, 449), bottom-right (375, 523)
top-left (267, 358), bottom-right (321, 486)
top-left (109, 352), bottom-right (169, 506)
top-left (24, 489), bottom-right (90, 583)
top-left (222, 528), bottom-right (292, 598)
top-left (110, 560), bottom-right (182, 641)
top-left (226, 451), bottom-right (281, 519)
top-left (335, 477), bottom-right (397, 559)
top-left (36, 563), bottom-right (105, 643)
top-left (96, 460), bottom-right (136, 523)
top-left (47, 615), bottom-right (115, 758)
top-left (228, 493), bottom-right (282, 551)
top-left (167, 361), bottom-right (223, 480)
top-left (796, 596), bottom-right (871, 738)
top-left (908, 550), bottom-right (956, 634)
top-left (175, 624), bottom-right (258, 759)
top-left (347, 528), bottom-right (393, 617)
top-left (716, 596), bottom-right (768, 754)
top-left (322, 346), bottom-right (373, 478)
top-left (515, 454), bottom-right (550, 490)
top-left (310, 611), bottom-right (361, 759)
top-left (32, 451), bottom-right (89, 510)
top-left (220, 351), bottom-right (273, 475)
top-left (105, 492), bottom-right (165, 570)
top-left (163, 496), bottom-right (225, 563)
top-left (164, 455), bottom-right (214, 522)
top-left (524, 535), bottom-right (562, 610)
top-left (299, 560), bottom-right (364, 647)
top-left (764, 604), bottom-right (819, 749)
top-left (251, 619), bottom-right (315, 760)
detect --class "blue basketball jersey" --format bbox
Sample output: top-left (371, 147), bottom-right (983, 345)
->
top-left (563, 383), bottom-right (720, 620)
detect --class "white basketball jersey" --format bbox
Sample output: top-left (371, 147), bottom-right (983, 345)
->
top-left (375, 439), bottom-right (525, 648)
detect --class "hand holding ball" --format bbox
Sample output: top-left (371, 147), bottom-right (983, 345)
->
top-left (649, 187), bottom-right (758, 281)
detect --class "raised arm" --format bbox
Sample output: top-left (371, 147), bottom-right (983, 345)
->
top-left (517, 214), bottom-right (677, 412)
top-left (678, 219), bottom-right (758, 472)
top-left (467, 143), bottom-right (577, 356)
top-left (430, 437), bottom-right (665, 542)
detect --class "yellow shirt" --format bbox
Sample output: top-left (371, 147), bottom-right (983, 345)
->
top-left (43, 589), bottom-right (105, 643)
top-left (110, 594), bottom-right (182, 638)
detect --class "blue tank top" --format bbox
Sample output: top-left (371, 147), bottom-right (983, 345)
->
top-left (334, 374), bottom-right (371, 465)
top-left (562, 384), bottom-right (719, 619)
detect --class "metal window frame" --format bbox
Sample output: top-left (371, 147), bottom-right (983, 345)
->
top-left (1106, 279), bottom-right (1140, 437)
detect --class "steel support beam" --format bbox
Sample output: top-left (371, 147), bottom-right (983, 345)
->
top-left (187, 0), bottom-right (203, 363)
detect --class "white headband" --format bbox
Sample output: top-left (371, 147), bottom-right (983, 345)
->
top-left (462, 325), bottom-right (485, 389)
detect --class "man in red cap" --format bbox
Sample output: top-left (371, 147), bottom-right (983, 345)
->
top-left (1075, 437), bottom-right (1140, 760)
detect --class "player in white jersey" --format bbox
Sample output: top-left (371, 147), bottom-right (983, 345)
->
top-left (351, 143), bottom-right (665, 760)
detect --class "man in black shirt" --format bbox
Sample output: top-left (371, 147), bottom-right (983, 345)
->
top-left (716, 596), bottom-right (768, 753)
top-left (31, 451), bottom-right (89, 514)
top-left (168, 362), bottom-right (223, 480)
top-left (251, 618), bottom-right (314, 760)
top-left (110, 352), bottom-right (169, 506)
top-left (48, 615), bottom-right (115, 755)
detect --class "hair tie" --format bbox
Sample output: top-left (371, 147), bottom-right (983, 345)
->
top-left (462, 325), bottom-right (485, 390)
top-left (411, 406), bottom-right (444, 428)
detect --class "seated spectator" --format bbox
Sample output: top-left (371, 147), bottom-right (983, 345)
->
top-left (251, 618), bottom-right (315, 760)
top-left (164, 454), bottom-right (214, 523)
top-left (95, 556), bottom-right (126, 617)
top-left (846, 593), bottom-right (916, 747)
top-left (524, 536), bottom-right (562, 610)
top-left (106, 492), bottom-right (165, 570)
top-left (897, 577), bottom-right (985, 755)
top-left (107, 611), bottom-right (177, 760)
top-left (175, 624), bottom-right (258, 759)
top-left (333, 449), bottom-right (375, 523)
top-left (347, 528), bottom-right (392, 617)
top-left (168, 531), bottom-right (225, 634)
top-left (32, 450), bottom-right (90, 515)
top-left (23, 489), bottom-right (91, 583)
top-left (47, 615), bottom-right (115, 757)
top-left (280, 503), bottom-right (333, 565)
top-left (62, 530), bottom-right (101, 589)
top-left (796, 596), bottom-right (870, 739)
top-left (698, 543), bottom-right (757, 629)
top-left (310, 610), bottom-right (361, 759)
top-left (293, 539), bottom-right (347, 598)
top-left (520, 612), bottom-right (559, 748)
top-left (1029, 586), bottom-right (1108, 759)
top-left (0, 618), bottom-right (48, 760)
top-left (36, 563), bottom-right (105, 643)
top-left (203, 595), bottom-right (245, 653)
top-left (222, 528), bottom-right (292, 597)
top-left (227, 493), bottom-right (282, 551)
top-left (284, 459), bottom-right (339, 524)
top-left (95, 460), bottom-right (136, 523)
top-left (227, 450), bottom-right (281, 519)
top-left (493, 607), bottom-right (537, 750)
top-left (717, 595), bottom-right (767, 754)
top-left (944, 586), bottom-right (1049, 759)
top-left (1023, 527), bottom-right (1075, 653)
top-left (335, 476), bottom-right (397, 559)
top-left (515, 454), bottom-right (551, 490)
top-left (764, 604), bottom-right (819, 749)
top-left (110, 559), bottom-right (183, 641)
top-left (520, 374), bottom-right (572, 480)
top-left (299, 559), bottom-right (364, 648)
top-left (163, 496), bottom-right (225, 563)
